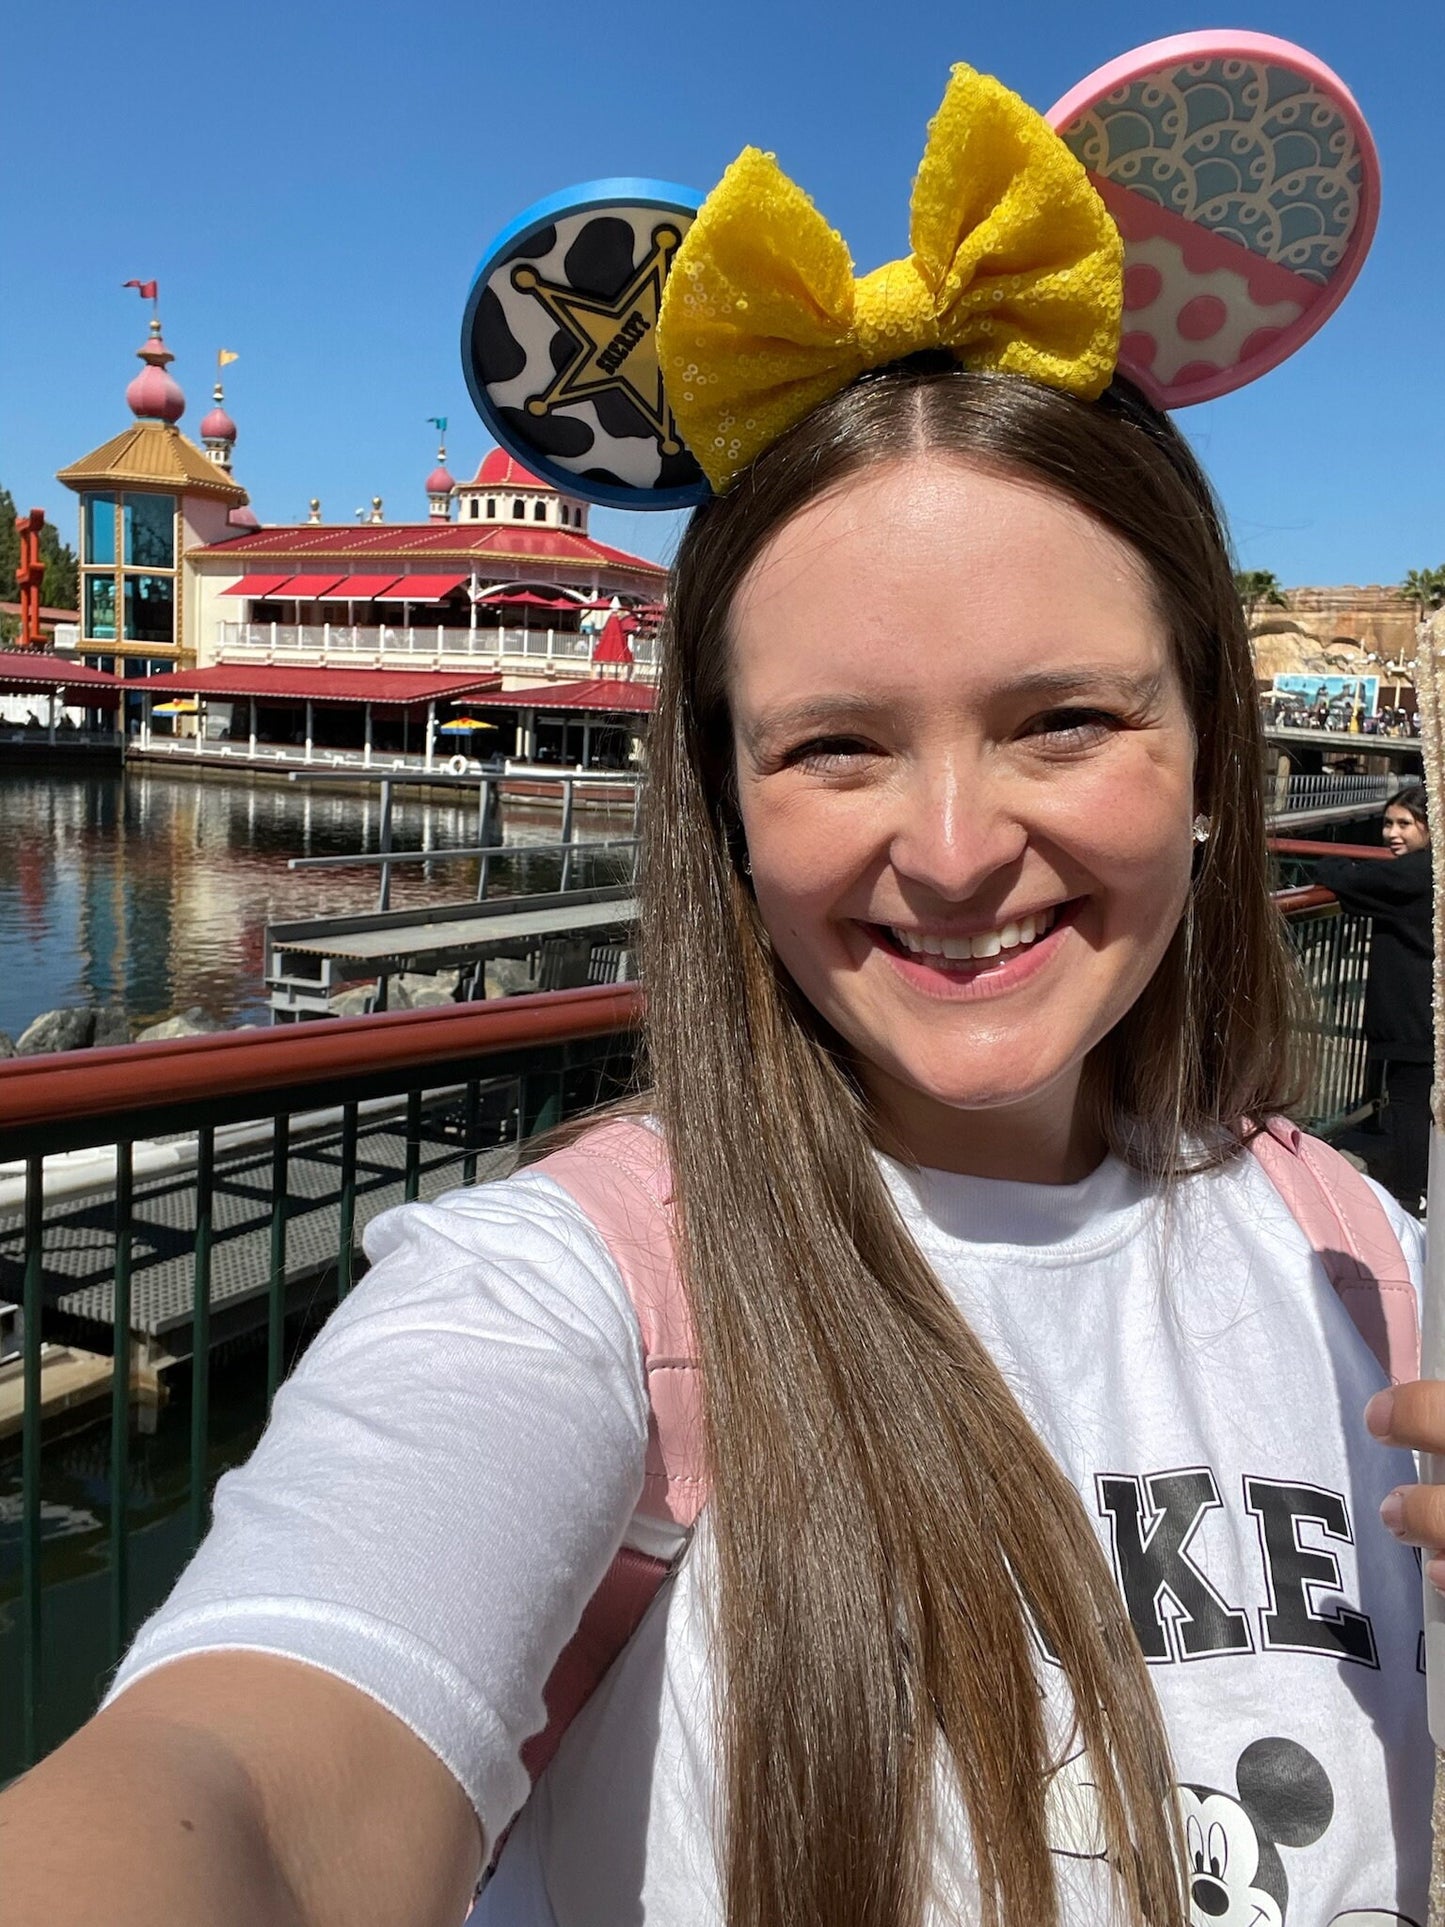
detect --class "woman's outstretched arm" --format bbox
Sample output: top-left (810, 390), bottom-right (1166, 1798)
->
top-left (0, 1652), bottom-right (480, 1927)
top-left (0, 1175), bottom-right (651, 1925)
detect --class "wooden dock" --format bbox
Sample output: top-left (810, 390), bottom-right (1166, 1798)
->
top-left (0, 1343), bottom-right (163, 1445)
top-left (267, 886), bottom-right (637, 1018)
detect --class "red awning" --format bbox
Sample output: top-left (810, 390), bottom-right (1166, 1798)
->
top-left (0, 654), bottom-right (121, 686)
top-left (0, 654), bottom-right (123, 706)
top-left (371, 574), bottom-right (467, 601)
top-left (326, 574), bottom-right (403, 599)
top-left (470, 679), bottom-right (655, 714)
top-left (221, 574), bottom-right (294, 598)
top-left (119, 665), bottom-right (503, 708)
top-left (275, 574), bottom-right (345, 599)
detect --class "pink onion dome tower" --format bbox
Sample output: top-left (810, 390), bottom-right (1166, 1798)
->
top-left (426, 430), bottom-right (455, 522)
top-left (200, 382), bottom-right (238, 472)
top-left (125, 316), bottom-right (186, 424)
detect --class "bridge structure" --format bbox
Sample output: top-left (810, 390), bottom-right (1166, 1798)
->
top-left (1265, 770), bottom-right (1398, 831)
top-left (1262, 720), bottom-right (1424, 775)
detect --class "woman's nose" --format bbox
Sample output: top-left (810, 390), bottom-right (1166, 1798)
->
top-left (886, 759), bottom-right (1028, 899)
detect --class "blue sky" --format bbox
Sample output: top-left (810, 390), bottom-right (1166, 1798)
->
top-left (2, 0), bottom-right (1439, 587)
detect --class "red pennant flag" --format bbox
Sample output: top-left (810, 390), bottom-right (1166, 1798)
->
top-left (123, 279), bottom-right (158, 300)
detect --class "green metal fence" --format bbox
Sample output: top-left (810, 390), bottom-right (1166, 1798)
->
top-left (1282, 892), bottom-right (1375, 1135)
top-left (0, 988), bottom-right (640, 1779)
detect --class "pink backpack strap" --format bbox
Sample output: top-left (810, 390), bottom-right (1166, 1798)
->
top-left (1249, 1116), bottom-right (1420, 1385)
top-left (513, 1118), bottom-right (706, 1792)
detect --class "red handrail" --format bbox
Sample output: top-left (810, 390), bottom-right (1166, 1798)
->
top-left (1273, 885), bottom-right (1339, 915)
top-left (1268, 837), bottom-right (1392, 860)
top-left (0, 983), bottom-right (643, 1136)
top-left (0, 883), bottom-right (1347, 1139)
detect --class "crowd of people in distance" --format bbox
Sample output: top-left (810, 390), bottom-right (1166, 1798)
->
top-left (1263, 693), bottom-right (1423, 736)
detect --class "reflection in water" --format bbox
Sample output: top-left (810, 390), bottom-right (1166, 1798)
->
top-left (0, 769), bottom-right (633, 1037)
top-left (0, 1351), bottom-right (273, 1777)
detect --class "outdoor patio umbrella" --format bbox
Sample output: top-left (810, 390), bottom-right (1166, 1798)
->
top-left (437, 717), bottom-right (497, 732)
top-left (152, 699), bottom-right (200, 715)
top-left (473, 589), bottom-right (578, 635)
top-left (481, 591), bottom-right (577, 609)
top-left (592, 615), bottom-right (634, 667)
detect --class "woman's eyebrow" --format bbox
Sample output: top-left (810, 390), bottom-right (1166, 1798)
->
top-left (739, 696), bottom-right (887, 753)
top-left (1000, 667), bottom-right (1165, 708)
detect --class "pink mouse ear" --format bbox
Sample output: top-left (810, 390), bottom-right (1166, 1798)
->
top-left (1048, 32), bottom-right (1380, 409)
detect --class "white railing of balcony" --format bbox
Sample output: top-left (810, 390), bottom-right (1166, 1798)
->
top-left (215, 622), bottom-right (657, 671)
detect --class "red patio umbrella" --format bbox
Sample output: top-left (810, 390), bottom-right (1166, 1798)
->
top-left (592, 615), bottom-right (634, 666)
top-left (474, 589), bottom-right (583, 634)
top-left (475, 590), bottom-right (579, 610)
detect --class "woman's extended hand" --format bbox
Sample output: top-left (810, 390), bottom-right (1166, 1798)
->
top-left (1367, 1385), bottom-right (1445, 1589)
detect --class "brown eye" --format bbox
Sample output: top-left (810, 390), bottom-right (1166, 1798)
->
top-left (1027, 708), bottom-right (1119, 748)
top-left (785, 736), bottom-right (875, 772)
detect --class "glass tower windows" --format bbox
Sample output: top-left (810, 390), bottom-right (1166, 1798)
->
top-left (124, 575), bottom-right (175, 644)
top-left (80, 492), bottom-right (179, 655)
top-left (123, 493), bottom-right (176, 569)
top-left (84, 493), bottom-right (117, 565)
top-left (85, 575), bottom-right (117, 640)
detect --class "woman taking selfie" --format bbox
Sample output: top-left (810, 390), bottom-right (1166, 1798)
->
top-left (3, 36), bottom-right (1440, 1927)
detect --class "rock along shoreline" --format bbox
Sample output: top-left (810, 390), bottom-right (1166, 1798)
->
top-left (0, 965), bottom-right (536, 1059)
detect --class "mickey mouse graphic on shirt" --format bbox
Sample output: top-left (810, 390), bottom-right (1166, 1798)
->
top-left (1179, 1738), bottom-right (1420, 1927)
top-left (1181, 1736), bottom-right (1332, 1925)
top-left (1046, 1735), bottom-right (1419, 1926)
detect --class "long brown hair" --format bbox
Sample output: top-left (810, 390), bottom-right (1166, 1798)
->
top-left (638, 361), bottom-right (1300, 1927)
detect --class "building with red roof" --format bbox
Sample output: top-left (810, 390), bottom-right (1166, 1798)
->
top-left (54, 310), bottom-right (668, 719)
top-left (188, 432), bottom-right (666, 687)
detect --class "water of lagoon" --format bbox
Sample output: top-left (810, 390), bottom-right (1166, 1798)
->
top-left (0, 766), bottom-right (634, 1040)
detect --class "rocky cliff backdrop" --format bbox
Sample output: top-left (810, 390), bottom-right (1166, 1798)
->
top-left (1250, 585), bottom-right (1419, 686)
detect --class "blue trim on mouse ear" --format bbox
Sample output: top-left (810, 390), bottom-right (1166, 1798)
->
top-left (460, 179), bottom-right (711, 512)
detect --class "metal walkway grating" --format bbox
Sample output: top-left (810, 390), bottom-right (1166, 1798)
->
top-left (0, 1111), bottom-right (520, 1355)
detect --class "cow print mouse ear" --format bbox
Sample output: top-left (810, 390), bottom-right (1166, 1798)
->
top-left (461, 180), bottom-right (709, 511)
top-left (1047, 32), bottom-right (1380, 410)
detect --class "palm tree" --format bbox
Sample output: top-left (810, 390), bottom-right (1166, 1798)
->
top-left (1400, 567), bottom-right (1445, 623)
top-left (1234, 569), bottom-right (1288, 625)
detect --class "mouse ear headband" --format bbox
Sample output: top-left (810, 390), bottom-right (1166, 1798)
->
top-left (460, 31), bottom-right (1378, 506)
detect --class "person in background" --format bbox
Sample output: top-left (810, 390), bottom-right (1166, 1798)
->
top-left (1316, 784), bottom-right (1433, 1211)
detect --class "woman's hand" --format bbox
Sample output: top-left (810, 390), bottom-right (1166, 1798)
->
top-left (1366, 1385), bottom-right (1445, 1589)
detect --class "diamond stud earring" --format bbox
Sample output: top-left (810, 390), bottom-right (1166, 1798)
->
top-left (1192, 813), bottom-right (1212, 844)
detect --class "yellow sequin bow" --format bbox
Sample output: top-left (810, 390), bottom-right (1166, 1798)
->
top-left (656, 64), bottom-right (1124, 493)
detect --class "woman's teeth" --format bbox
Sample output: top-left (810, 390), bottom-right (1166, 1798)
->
top-left (889, 907), bottom-right (1056, 961)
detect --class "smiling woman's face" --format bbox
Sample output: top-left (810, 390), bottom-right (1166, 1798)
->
top-left (728, 456), bottom-right (1199, 1178)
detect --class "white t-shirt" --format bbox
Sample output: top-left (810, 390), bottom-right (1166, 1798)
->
top-left (109, 1145), bottom-right (1431, 1927)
